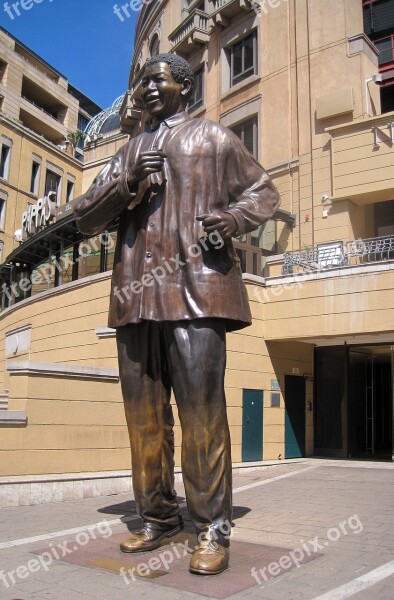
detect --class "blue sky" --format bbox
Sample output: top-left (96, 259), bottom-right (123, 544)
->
top-left (1, 0), bottom-right (138, 109)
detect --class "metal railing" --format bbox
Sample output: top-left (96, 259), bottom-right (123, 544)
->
top-left (21, 95), bottom-right (65, 124)
top-left (282, 235), bottom-right (394, 274)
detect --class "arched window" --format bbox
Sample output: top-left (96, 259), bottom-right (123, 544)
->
top-left (149, 34), bottom-right (160, 57)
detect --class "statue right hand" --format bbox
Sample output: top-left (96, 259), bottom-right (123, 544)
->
top-left (127, 150), bottom-right (166, 187)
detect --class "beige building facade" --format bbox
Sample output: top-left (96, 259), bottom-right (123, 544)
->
top-left (0, 0), bottom-right (394, 505)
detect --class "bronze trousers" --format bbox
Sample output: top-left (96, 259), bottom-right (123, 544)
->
top-left (116, 319), bottom-right (232, 542)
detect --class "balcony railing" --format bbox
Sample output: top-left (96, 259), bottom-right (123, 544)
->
top-left (208, 0), bottom-right (258, 28)
top-left (282, 235), bottom-right (394, 274)
top-left (169, 9), bottom-right (210, 53)
top-left (210, 0), bottom-right (233, 8)
top-left (209, 0), bottom-right (252, 12)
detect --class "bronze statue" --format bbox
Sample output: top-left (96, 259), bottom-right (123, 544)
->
top-left (74, 54), bottom-right (280, 575)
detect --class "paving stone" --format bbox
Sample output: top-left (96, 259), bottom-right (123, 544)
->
top-left (1, 460), bottom-right (394, 600)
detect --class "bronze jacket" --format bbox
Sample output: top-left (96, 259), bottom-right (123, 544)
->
top-left (74, 112), bottom-right (280, 331)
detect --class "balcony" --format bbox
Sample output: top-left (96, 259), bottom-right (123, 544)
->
top-left (209, 0), bottom-right (256, 27)
top-left (282, 235), bottom-right (394, 275)
top-left (19, 106), bottom-right (66, 145)
top-left (169, 9), bottom-right (210, 54)
top-left (258, 234), bottom-right (394, 343)
top-left (21, 76), bottom-right (67, 121)
top-left (15, 44), bottom-right (60, 83)
top-left (120, 91), bottom-right (141, 134)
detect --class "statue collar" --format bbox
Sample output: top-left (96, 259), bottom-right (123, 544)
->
top-left (149, 111), bottom-right (190, 132)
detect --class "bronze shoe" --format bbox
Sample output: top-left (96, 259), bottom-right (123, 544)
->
top-left (120, 521), bottom-right (184, 553)
top-left (189, 535), bottom-right (229, 575)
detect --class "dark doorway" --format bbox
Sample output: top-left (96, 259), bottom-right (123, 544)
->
top-left (314, 344), bottom-right (393, 460)
top-left (285, 375), bottom-right (306, 458)
top-left (242, 389), bottom-right (263, 462)
top-left (348, 347), bottom-right (393, 459)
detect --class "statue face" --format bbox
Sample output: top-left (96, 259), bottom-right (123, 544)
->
top-left (141, 62), bottom-right (186, 120)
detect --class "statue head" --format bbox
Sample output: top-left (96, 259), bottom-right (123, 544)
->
top-left (141, 53), bottom-right (195, 120)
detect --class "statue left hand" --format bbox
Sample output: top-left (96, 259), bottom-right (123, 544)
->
top-left (196, 212), bottom-right (237, 239)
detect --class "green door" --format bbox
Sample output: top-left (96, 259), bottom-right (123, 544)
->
top-left (242, 389), bottom-right (263, 462)
top-left (285, 375), bottom-right (306, 458)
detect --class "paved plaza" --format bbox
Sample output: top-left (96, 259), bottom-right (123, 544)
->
top-left (0, 459), bottom-right (393, 600)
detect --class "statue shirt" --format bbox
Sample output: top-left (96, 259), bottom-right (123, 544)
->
top-left (74, 111), bottom-right (280, 331)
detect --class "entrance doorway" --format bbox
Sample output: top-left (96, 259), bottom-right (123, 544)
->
top-left (314, 344), bottom-right (394, 460)
top-left (348, 346), bottom-right (393, 459)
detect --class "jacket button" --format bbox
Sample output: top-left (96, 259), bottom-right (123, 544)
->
top-left (146, 252), bottom-right (152, 258)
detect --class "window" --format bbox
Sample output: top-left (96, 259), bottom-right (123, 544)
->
top-left (30, 161), bottom-right (40, 195)
top-left (229, 113), bottom-right (275, 275)
top-left (230, 116), bottom-right (258, 159)
top-left (0, 59), bottom-right (7, 83)
top-left (77, 114), bottom-right (89, 150)
top-left (381, 83), bottom-right (394, 113)
top-left (66, 180), bottom-right (75, 203)
top-left (45, 169), bottom-right (61, 201)
top-left (375, 34), bottom-right (394, 66)
top-left (363, 0), bottom-right (394, 38)
top-left (77, 114), bottom-right (89, 133)
top-left (189, 66), bottom-right (204, 112)
top-left (228, 31), bottom-right (257, 87)
top-left (149, 34), bottom-right (160, 57)
top-left (0, 193), bottom-right (6, 231)
top-left (0, 138), bottom-right (12, 180)
top-left (374, 199), bottom-right (394, 236)
top-left (233, 221), bottom-right (277, 277)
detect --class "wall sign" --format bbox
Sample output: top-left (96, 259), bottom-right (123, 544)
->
top-left (21, 193), bottom-right (57, 239)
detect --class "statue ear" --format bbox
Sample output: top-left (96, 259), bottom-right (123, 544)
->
top-left (181, 78), bottom-right (193, 99)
